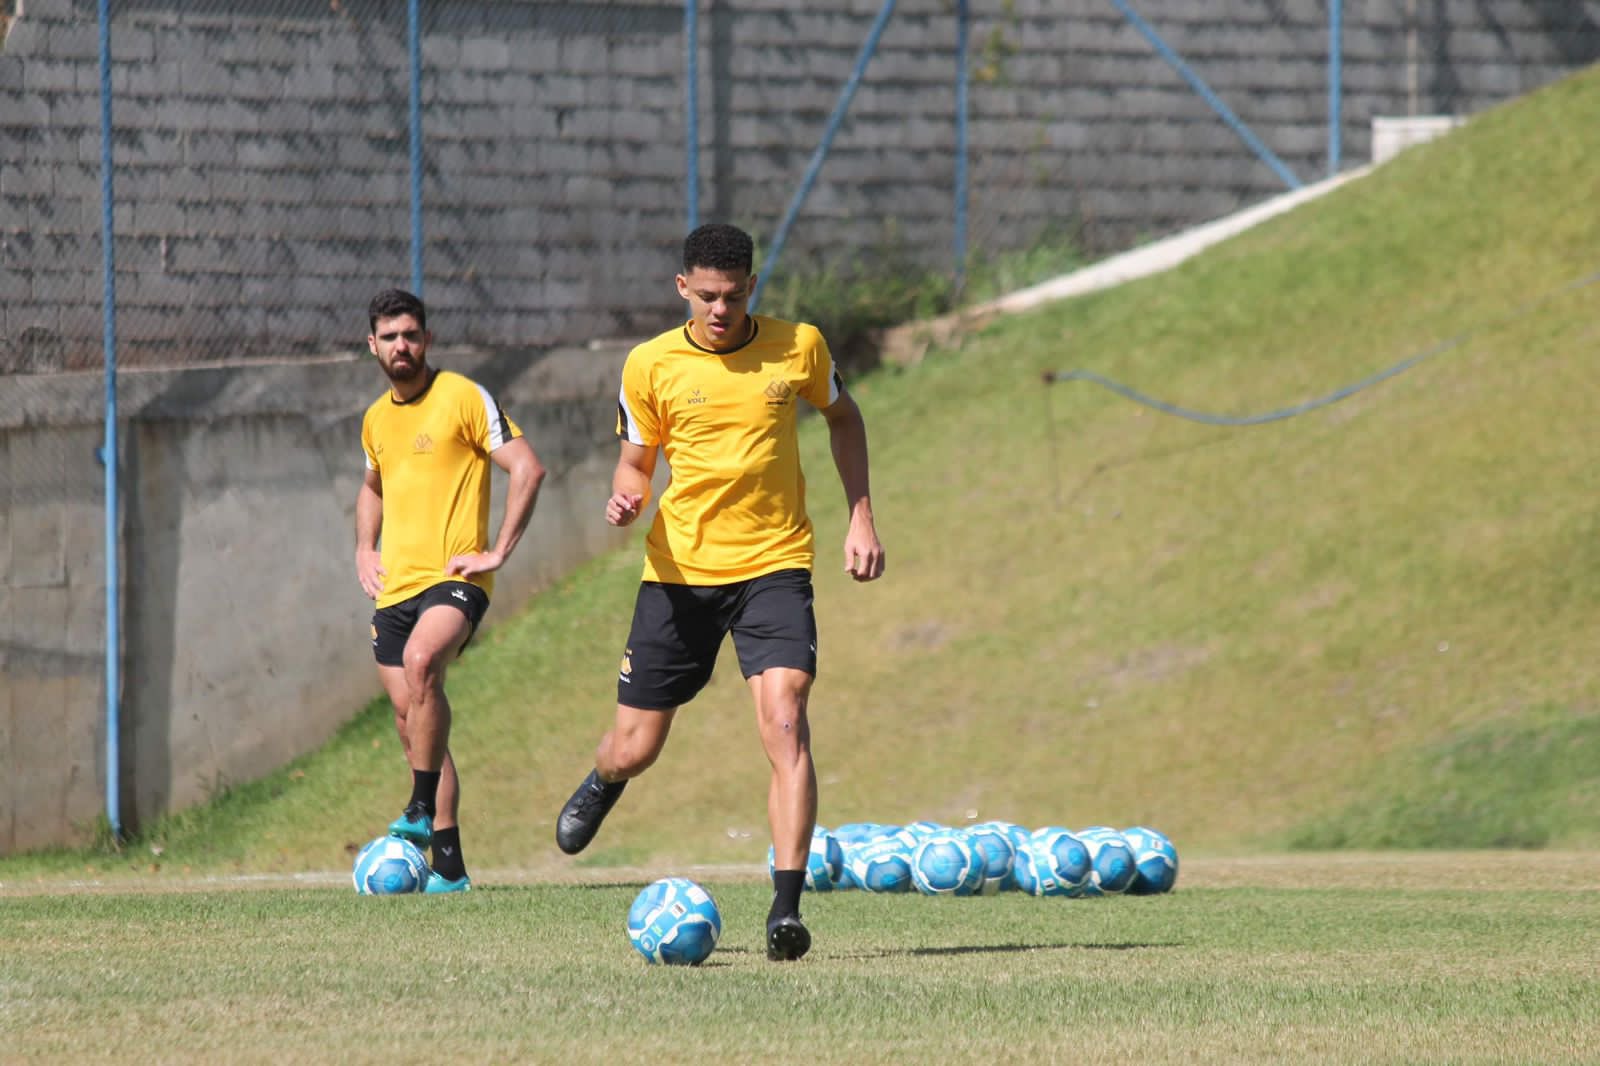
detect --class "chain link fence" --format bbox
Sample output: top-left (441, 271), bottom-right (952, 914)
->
top-left (5, 1), bottom-right (1596, 375)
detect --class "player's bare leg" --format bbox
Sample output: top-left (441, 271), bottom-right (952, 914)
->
top-left (751, 667), bottom-right (816, 960)
top-left (383, 605), bottom-right (470, 856)
top-left (557, 704), bottom-right (674, 855)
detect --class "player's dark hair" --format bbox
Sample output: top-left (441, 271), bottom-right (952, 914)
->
top-left (368, 288), bottom-right (426, 332)
top-left (682, 223), bottom-right (754, 275)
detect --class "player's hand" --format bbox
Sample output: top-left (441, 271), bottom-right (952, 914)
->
top-left (843, 520), bottom-right (885, 582)
top-left (356, 549), bottom-right (386, 599)
top-left (446, 549), bottom-right (505, 579)
top-left (607, 492), bottom-right (645, 527)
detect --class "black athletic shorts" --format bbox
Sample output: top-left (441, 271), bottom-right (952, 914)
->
top-left (371, 580), bottom-right (490, 667)
top-left (617, 568), bottom-right (818, 710)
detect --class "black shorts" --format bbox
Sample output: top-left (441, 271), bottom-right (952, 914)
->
top-left (617, 568), bottom-right (818, 710)
top-left (371, 580), bottom-right (490, 667)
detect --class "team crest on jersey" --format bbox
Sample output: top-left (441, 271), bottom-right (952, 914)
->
top-left (619, 649), bottom-right (633, 682)
top-left (413, 433), bottom-right (434, 454)
top-left (764, 379), bottom-right (793, 406)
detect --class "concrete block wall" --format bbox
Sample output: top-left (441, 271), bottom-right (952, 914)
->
top-left (0, 343), bottom-right (631, 852)
top-left (3, 0), bottom-right (1596, 372)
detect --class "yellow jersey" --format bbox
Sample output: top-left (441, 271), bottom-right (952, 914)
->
top-left (361, 369), bottom-right (523, 608)
top-left (616, 315), bottom-right (841, 585)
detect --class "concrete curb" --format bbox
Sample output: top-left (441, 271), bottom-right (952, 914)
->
top-left (878, 166), bottom-right (1375, 366)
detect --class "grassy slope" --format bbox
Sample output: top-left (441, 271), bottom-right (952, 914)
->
top-left (7, 67), bottom-right (1599, 879)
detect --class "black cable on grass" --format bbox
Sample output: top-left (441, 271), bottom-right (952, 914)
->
top-left (1040, 269), bottom-right (1600, 426)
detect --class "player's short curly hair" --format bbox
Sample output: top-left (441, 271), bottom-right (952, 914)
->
top-left (368, 288), bottom-right (427, 332)
top-left (682, 224), bottom-right (754, 275)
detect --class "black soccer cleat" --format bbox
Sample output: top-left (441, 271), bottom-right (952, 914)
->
top-left (766, 914), bottom-right (811, 962)
top-left (555, 769), bottom-right (627, 855)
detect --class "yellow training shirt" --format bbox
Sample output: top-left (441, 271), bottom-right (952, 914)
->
top-left (616, 315), bottom-right (841, 585)
top-left (361, 369), bottom-right (523, 608)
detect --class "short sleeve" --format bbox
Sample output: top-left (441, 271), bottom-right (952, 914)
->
top-left (798, 325), bottom-right (841, 410)
top-left (459, 379), bottom-right (521, 453)
top-left (615, 347), bottom-right (659, 445)
top-left (360, 411), bottom-right (379, 471)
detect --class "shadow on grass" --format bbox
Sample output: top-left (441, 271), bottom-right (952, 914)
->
top-left (833, 940), bottom-right (1181, 960)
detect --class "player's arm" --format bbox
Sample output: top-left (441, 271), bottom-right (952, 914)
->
top-left (447, 437), bottom-right (546, 579)
top-left (820, 387), bottom-right (885, 582)
top-left (607, 440), bottom-right (657, 527)
top-left (355, 466), bottom-right (386, 599)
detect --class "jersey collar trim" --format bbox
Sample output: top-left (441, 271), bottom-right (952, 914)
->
top-left (682, 317), bottom-right (760, 355)
top-left (389, 366), bottom-right (439, 405)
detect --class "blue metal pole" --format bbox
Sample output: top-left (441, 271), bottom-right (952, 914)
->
top-left (1106, 0), bottom-right (1302, 190)
top-left (96, 0), bottom-right (122, 842)
top-left (408, 0), bottom-right (423, 295)
top-left (953, 0), bottom-right (970, 293)
top-left (751, 0), bottom-right (897, 311)
top-left (1328, 0), bottom-right (1343, 175)
top-left (685, 0), bottom-right (700, 231)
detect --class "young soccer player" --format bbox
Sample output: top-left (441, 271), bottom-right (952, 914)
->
top-left (555, 224), bottom-right (886, 959)
top-left (356, 288), bottom-right (545, 892)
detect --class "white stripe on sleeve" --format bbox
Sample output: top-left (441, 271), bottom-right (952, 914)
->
top-left (617, 382), bottom-right (645, 445)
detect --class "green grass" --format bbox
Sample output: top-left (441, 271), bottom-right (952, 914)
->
top-left (4, 856), bottom-right (1600, 1064)
top-left (6, 68), bottom-right (1600, 883)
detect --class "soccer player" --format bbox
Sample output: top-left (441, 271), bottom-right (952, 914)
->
top-left (356, 288), bottom-right (546, 893)
top-left (555, 224), bottom-right (885, 960)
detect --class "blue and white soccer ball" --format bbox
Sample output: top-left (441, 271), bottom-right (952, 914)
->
top-left (910, 833), bottom-right (983, 896)
top-left (626, 877), bottom-right (723, 965)
top-left (964, 824), bottom-right (1017, 894)
top-left (1014, 827), bottom-right (1091, 897)
top-left (1075, 826), bottom-right (1138, 896)
top-left (831, 822), bottom-right (883, 847)
top-left (844, 836), bottom-right (915, 893)
top-left (767, 826), bottom-right (846, 891)
top-left (1120, 825), bottom-right (1179, 895)
top-left (352, 835), bottom-right (430, 895)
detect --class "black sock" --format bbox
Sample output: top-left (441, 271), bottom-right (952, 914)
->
top-left (431, 825), bottom-right (466, 881)
top-left (769, 869), bottom-right (804, 924)
top-left (409, 770), bottom-right (441, 816)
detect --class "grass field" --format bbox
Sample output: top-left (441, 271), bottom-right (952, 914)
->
top-left (4, 854), bottom-right (1600, 1064)
top-left (4, 56), bottom-right (1600, 1066)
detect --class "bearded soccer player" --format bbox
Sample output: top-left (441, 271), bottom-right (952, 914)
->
top-left (357, 288), bottom-right (545, 892)
top-left (554, 224), bottom-right (886, 960)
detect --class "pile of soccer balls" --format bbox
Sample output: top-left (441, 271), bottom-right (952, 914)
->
top-left (770, 820), bottom-right (1179, 898)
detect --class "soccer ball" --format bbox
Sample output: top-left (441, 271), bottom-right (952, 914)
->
top-left (1121, 825), bottom-right (1179, 895)
top-left (1014, 827), bottom-right (1091, 897)
top-left (352, 836), bottom-right (430, 895)
top-left (964, 823), bottom-right (1017, 894)
top-left (910, 833), bottom-right (983, 896)
top-left (843, 836), bottom-right (915, 893)
top-left (831, 822), bottom-right (883, 846)
top-left (1075, 826), bottom-right (1138, 896)
top-left (626, 877), bottom-right (722, 965)
top-left (766, 826), bottom-right (845, 891)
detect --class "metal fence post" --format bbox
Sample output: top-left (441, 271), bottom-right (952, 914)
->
top-left (1328, 0), bottom-right (1343, 175)
top-left (954, 0), bottom-right (970, 294)
top-left (96, 0), bottom-right (123, 843)
top-left (686, 0), bottom-right (700, 232)
top-left (409, 0), bottom-right (424, 296)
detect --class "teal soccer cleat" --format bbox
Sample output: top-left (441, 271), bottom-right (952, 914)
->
top-left (423, 871), bottom-right (471, 894)
top-left (387, 801), bottom-right (434, 848)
